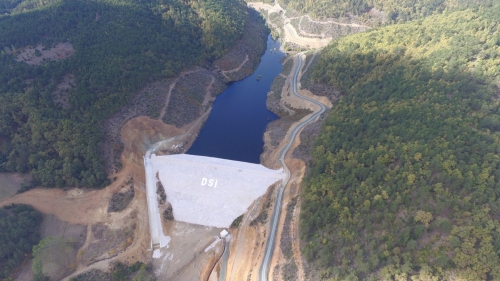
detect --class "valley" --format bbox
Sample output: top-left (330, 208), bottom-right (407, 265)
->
top-left (1, 0), bottom-right (499, 280)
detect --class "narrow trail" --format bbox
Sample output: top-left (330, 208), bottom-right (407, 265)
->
top-left (258, 52), bottom-right (327, 281)
top-left (283, 23), bottom-right (332, 48)
top-left (202, 76), bottom-right (216, 108)
top-left (222, 55), bottom-right (249, 80)
top-left (157, 70), bottom-right (198, 120)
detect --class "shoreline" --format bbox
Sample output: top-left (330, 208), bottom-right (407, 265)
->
top-left (0, 3), bottom-right (340, 280)
top-left (1, 7), bottom-right (271, 281)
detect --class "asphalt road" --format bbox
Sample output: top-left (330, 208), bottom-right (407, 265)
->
top-left (219, 238), bottom-right (230, 281)
top-left (258, 52), bottom-right (327, 281)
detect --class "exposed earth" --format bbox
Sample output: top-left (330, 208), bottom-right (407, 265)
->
top-left (0, 3), bottom-right (353, 281)
top-left (15, 42), bottom-right (74, 65)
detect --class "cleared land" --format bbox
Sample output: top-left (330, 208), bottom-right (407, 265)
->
top-left (15, 42), bottom-right (74, 65)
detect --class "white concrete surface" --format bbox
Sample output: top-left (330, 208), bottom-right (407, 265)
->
top-left (145, 156), bottom-right (160, 247)
top-left (204, 236), bottom-right (221, 253)
top-left (144, 155), bottom-right (172, 248)
top-left (152, 249), bottom-right (163, 259)
top-left (151, 154), bottom-right (284, 228)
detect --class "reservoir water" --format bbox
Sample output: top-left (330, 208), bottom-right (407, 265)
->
top-left (187, 35), bottom-right (285, 163)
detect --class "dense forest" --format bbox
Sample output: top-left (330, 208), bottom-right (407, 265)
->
top-left (278, 0), bottom-right (492, 23)
top-left (300, 2), bottom-right (500, 280)
top-left (0, 204), bottom-right (43, 279)
top-left (0, 0), bottom-right (247, 187)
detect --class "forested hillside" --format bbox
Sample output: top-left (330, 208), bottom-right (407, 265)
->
top-left (0, 0), bottom-right (247, 187)
top-left (279, 0), bottom-right (491, 22)
top-left (300, 3), bottom-right (500, 280)
top-left (0, 204), bottom-right (42, 279)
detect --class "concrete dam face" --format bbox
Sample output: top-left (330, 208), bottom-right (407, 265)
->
top-left (145, 154), bottom-right (284, 247)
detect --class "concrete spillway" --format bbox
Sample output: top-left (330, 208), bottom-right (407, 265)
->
top-left (145, 153), bottom-right (284, 247)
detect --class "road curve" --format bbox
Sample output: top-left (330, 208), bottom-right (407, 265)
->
top-left (258, 52), bottom-right (327, 281)
top-left (219, 238), bottom-right (230, 281)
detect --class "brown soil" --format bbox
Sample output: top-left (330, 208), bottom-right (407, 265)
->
top-left (102, 67), bottom-right (224, 175)
top-left (0, 107), bottom-right (211, 280)
top-left (101, 76), bottom-right (177, 174)
top-left (224, 187), bottom-right (273, 281)
top-left (1, 16), bottom-right (267, 278)
top-left (15, 42), bottom-right (74, 66)
top-left (249, 2), bottom-right (370, 50)
top-left (152, 220), bottom-right (224, 281)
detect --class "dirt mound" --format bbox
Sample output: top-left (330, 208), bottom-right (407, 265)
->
top-left (120, 116), bottom-right (182, 167)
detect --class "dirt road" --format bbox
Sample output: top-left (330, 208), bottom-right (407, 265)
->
top-left (249, 2), bottom-right (332, 49)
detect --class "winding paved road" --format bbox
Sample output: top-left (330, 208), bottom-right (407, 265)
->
top-left (219, 238), bottom-right (230, 281)
top-left (258, 52), bottom-right (327, 281)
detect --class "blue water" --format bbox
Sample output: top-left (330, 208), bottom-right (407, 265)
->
top-left (187, 35), bottom-right (284, 163)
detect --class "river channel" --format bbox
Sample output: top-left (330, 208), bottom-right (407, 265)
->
top-left (187, 35), bottom-right (285, 163)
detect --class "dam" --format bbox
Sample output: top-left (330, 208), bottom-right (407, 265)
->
top-left (145, 153), bottom-right (284, 248)
top-left (144, 35), bottom-right (285, 250)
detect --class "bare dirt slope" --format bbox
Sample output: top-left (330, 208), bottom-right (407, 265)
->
top-left (1, 109), bottom-right (213, 280)
top-left (249, 1), bottom-right (369, 50)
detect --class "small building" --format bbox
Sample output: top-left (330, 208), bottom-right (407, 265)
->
top-left (220, 229), bottom-right (229, 239)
